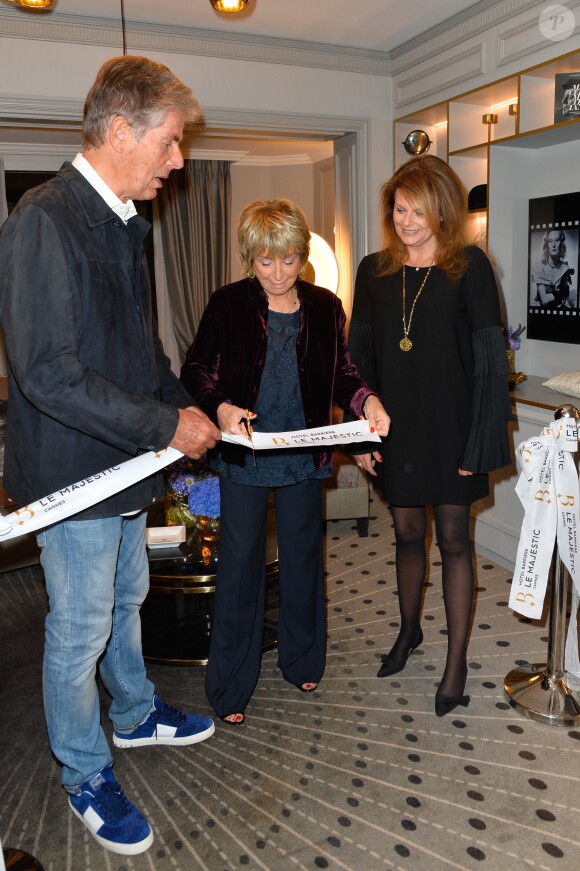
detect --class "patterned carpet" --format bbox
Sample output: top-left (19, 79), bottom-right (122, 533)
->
top-left (0, 492), bottom-right (579, 871)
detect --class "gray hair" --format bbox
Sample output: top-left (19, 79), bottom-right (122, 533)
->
top-left (82, 55), bottom-right (200, 148)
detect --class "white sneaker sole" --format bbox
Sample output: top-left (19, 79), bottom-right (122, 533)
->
top-left (112, 720), bottom-right (215, 748)
top-left (69, 800), bottom-right (154, 855)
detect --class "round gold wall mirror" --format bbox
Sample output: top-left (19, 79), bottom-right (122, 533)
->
top-left (402, 130), bottom-right (432, 155)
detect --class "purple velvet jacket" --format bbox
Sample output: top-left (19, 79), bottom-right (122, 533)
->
top-left (180, 277), bottom-right (374, 470)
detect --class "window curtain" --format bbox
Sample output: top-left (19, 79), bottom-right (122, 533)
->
top-left (152, 202), bottom-right (181, 375)
top-left (155, 160), bottom-right (231, 362)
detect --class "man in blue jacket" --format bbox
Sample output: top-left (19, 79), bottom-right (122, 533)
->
top-left (0, 55), bottom-right (221, 856)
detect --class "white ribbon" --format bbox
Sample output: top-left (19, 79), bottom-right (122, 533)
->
top-left (509, 418), bottom-right (580, 678)
top-left (222, 419), bottom-right (381, 450)
top-left (0, 446), bottom-right (183, 543)
top-left (0, 420), bottom-right (380, 543)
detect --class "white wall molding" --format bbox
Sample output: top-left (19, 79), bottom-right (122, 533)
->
top-left (0, 141), bottom-right (76, 171)
top-left (182, 148), bottom-right (248, 162)
top-left (391, 0), bottom-right (542, 73)
top-left (0, 9), bottom-right (391, 76)
top-left (395, 45), bottom-right (486, 110)
top-left (182, 148), bottom-right (317, 166)
top-left (0, 96), bottom-right (83, 125)
top-left (234, 154), bottom-right (313, 167)
top-left (497, 0), bottom-right (580, 67)
top-left (201, 107), bottom-right (362, 139)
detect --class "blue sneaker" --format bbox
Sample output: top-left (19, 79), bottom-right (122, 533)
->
top-left (68, 766), bottom-right (153, 855)
top-left (112, 696), bottom-right (215, 748)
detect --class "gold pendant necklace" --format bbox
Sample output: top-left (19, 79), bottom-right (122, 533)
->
top-left (400, 264), bottom-right (432, 351)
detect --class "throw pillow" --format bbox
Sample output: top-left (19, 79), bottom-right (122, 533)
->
top-left (543, 371), bottom-right (580, 399)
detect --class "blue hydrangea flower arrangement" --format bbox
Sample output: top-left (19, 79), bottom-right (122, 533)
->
top-left (164, 457), bottom-right (220, 526)
top-left (188, 475), bottom-right (220, 519)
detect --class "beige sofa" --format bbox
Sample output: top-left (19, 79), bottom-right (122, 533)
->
top-left (322, 449), bottom-right (370, 537)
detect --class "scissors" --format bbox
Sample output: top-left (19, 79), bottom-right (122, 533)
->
top-left (244, 408), bottom-right (256, 467)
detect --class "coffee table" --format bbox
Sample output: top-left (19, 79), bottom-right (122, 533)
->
top-left (142, 506), bottom-right (279, 666)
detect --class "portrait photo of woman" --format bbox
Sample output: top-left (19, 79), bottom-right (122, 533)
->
top-left (529, 227), bottom-right (578, 310)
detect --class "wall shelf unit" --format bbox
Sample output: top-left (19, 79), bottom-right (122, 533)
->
top-left (394, 48), bottom-right (580, 234)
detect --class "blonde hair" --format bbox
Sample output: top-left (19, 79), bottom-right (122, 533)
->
top-left (237, 199), bottom-right (311, 275)
top-left (82, 55), bottom-right (200, 148)
top-left (377, 155), bottom-right (470, 280)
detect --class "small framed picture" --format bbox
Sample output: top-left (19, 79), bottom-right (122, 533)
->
top-left (527, 193), bottom-right (580, 344)
top-left (554, 73), bottom-right (580, 124)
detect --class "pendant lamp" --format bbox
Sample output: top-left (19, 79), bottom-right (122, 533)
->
top-left (6, 0), bottom-right (54, 8)
top-left (210, 1), bottom-right (250, 12)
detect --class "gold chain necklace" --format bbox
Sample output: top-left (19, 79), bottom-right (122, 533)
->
top-left (400, 264), bottom-right (432, 351)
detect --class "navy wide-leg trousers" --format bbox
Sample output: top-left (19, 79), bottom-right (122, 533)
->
top-left (205, 476), bottom-right (326, 718)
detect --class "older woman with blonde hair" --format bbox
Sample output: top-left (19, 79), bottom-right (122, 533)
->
top-left (350, 155), bottom-right (511, 716)
top-left (181, 198), bottom-right (389, 725)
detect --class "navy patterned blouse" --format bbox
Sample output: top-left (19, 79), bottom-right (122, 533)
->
top-left (217, 309), bottom-right (331, 487)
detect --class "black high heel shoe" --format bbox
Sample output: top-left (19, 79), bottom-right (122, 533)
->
top-left (435, 662), bottom-right (469, 716)
top-left (377, 628), bottom-right (423, 678)
top-left (435, 694), bottom-right (470, 717)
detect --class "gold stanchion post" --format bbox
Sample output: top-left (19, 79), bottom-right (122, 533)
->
top-left (504, 404), bottom-right (580, 726)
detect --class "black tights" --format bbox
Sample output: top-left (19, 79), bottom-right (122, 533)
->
top-left (389, 504), bottom-right (473, 698)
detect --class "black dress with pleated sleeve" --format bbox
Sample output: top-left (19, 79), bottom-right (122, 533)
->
top-left (349, 245), bottom-right (512, 506)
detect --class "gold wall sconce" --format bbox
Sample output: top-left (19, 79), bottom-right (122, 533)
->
top-left (482, 114), bottom-right (498, 125)
top-left (509, 103), bottom-right (519, 116)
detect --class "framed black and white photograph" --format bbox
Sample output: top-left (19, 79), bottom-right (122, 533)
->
top-left (554, 72), bottom-right (580, 124)
top-left (527, 192), bottom-right (580, 344)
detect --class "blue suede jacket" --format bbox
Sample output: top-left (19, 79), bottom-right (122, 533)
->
top-left (0, 162), bottom-right (192, 516)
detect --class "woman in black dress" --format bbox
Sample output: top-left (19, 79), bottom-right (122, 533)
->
top-left (349, 155), bottom-right (511, 716)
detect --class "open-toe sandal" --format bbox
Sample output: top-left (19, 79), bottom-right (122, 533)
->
top-left (221, 712), bottom-right (245, 726)
top-left (297, 683), bottom-right (317, 693)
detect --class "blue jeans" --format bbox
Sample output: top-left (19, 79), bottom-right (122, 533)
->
top-left (37, 513), bottom-right (154, 789)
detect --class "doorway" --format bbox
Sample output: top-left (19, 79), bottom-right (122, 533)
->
top-left (187, 108), bottom-right (368, 314)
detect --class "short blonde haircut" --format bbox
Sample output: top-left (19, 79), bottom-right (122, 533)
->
top-left (237, 199), bottom-right (311, 275)
top-left (377, 154), bottom-right (470, 280)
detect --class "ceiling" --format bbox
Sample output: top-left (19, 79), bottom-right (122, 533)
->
top-left (14, 0), bottom-right (489, 55)
top-left (2, 0), bottom-right (493, 162)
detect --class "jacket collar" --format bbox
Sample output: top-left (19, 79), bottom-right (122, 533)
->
top-left (57, 161), bottom-right (150, 238)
